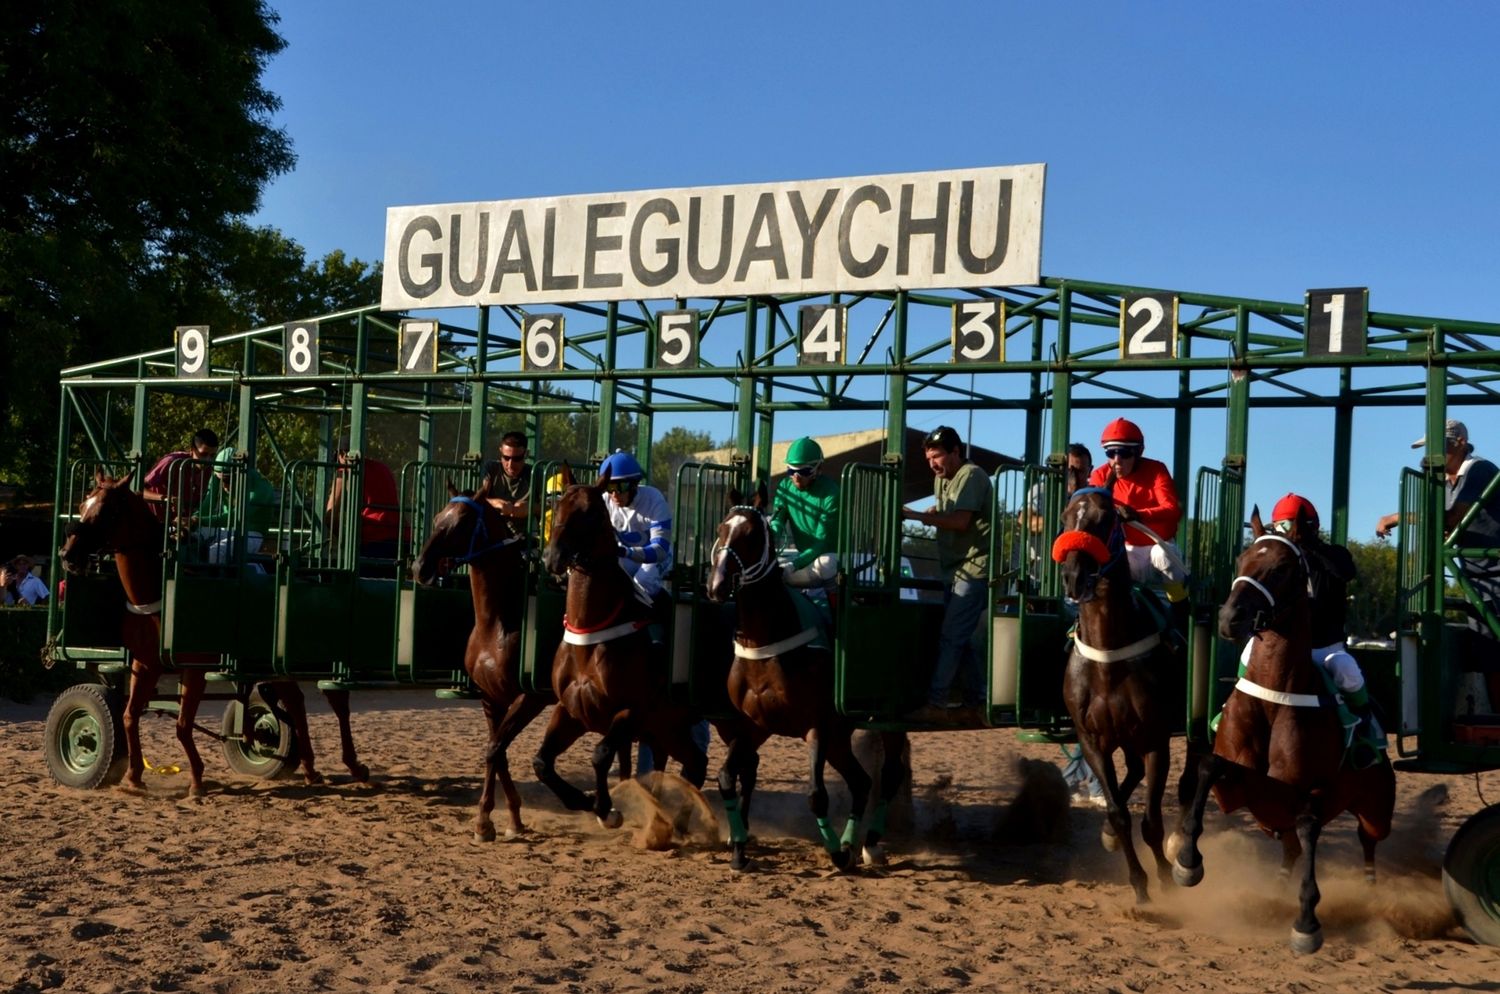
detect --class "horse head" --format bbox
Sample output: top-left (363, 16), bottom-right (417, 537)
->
top-left (541, 462), bottom-right (617, 577)
top-left (1051, 486), bottom-right (1126, 603)
top-left (411, 476), bottom-right (523, 586)
top-left (1219, 505), bottom-right (1307, 641)
top-left (60, 471), bottom-right (157, 575)
top-left (707, 482), bottom-right (773, 603)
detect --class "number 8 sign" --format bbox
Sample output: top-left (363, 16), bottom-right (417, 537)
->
top-left (284, 321), bottom-right (319, 376)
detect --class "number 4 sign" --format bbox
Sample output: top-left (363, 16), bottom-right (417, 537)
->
top-left (1305, 287), bottom-right (1368, 357)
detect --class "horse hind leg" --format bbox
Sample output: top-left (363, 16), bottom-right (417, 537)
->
top-left (175, 668), bottom-right (209, 796)
top-left (531, 706), bottom-right (592, 812)
top-left (1171, 750), bottom-right (1228, 888)
top-left (860, 731), bottom-right (909, 866)
top-left (1141, 745), bottom-right (1173, 889)
top-left (822, 729), bottom-right (872, 872)
top-left (806, 728), bottom-right (858, 870)
top-left (321, 688), bottom-right (368, 782)
top-left (1278, 829), bottom-right (1303, 882)
top-left (491, 694), bottom-right (549, 840)
top-left (1082, 739), bottom-right (1151, 903)
top-left (265, 681), bottom-right (324, 785)
top-left (118, 660), bottom-right (157, 793)
top-left (716, 731), bottom-right (759, 872)
top-left (590, 714), bottom-right (636, 828)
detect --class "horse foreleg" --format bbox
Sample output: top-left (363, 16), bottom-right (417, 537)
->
top-left (716, 728), bottom-right (758, 871)
top-left (590, 712), bottom-right (634, 828)
top-left (1279, 829), bottom-right (1303, 882)
top-left (1082, 740), bottom-right (1150, 903)
top-left (175, 668), bottom-right (208, 796)
top-left (1171, 750), bottom-right (1227, 887)
top-left (321, 688), bottom-right (368, 782)
top-left (1141, 745), bottom-right (1172, 889)
top-left (491, 694), bottom-right (548, 840)
top-left (822, 729), bottom-right (871, 872)
top-left (1290, 802), bottom-right (1325, 954)
top-left (662, 718), bottom-right (709, 789)
top-left (805, 728), bottom-right (846, 866)
top-left (531, 705), bottom-right (591, 811)
top-left (118, 661), bottom-right (156, 793)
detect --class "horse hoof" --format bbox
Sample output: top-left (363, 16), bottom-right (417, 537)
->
top-left (1172, 860), bottom-right (1204, 888)
top-left (187, 783), bottom-right (206, 799)
top-left (501, 827), bottom-right (526, 843)
top-left (116, 780), bottom-right (147, 796)
top-left (831, 846), bottom-right (854, 872)
top-left (730, 845), bottom-right (752, 872)
top-left (350, 763), bottom-right (371, 783)
top-left (1163, 831), bottom-right (1184, 863)
top-left (598, 809), bottom-right (624, 830)
top-left (475, 825), bottom-right (497, 843)
top-left (1290, 927), bottom-right (1323, 955)
top-left (862, 844), bottom-right (888, 868)
top-left (1101, 827), bottom-right (1121, 853)
top-left (304, 771), bottom-right (326, 786)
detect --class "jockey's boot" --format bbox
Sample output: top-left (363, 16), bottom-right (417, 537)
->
top-left (1344, 688), bottom-right (1384, 769)
top-left (648, 591), bottom-right (673, 646)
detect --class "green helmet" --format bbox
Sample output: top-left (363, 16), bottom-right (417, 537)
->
top-left (786, 436), bottom-right (823, 468)
top-left (214, 446), bottom-right (237, 469)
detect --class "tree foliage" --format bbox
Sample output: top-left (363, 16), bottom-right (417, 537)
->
top-left (1347, 537), bottom-right (1399, 640)
top-left (0, 0), bottom-right (295, 489)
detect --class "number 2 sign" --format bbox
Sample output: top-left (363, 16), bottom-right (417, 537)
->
top-left (1119, 294), bottom-right (1178, 361)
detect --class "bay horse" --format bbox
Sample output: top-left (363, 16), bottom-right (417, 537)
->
top-left (534, 463), bottom-right (708, 828)
top-left (1170, 508), bottom-right (1395, 954)
top-left (58, 471), bottom-right (368, 794)
top-left (411, 477), bottom-right (548, 840)
top-left (1051, 485), bottom-right (1179, 903)
top-left (706, 484), bottom-right (908, 871)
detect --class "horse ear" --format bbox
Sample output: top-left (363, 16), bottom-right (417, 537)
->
top-left (753, 481), bottom-right (768, 510)
top-left (560, 462), bottom-right (575, 487)
top-left (596, 462), bottom-right (612, 490)
top-left (474, 474), bottom-right (493, 499)
top-left (1249, 504), bottom-right (1265, 537)
top-left (446, 478), bottom-right (459, 497)
top-left (727, 488), bottom-right (743, 508)
top-left (94, 468), bottom-right (107, 487)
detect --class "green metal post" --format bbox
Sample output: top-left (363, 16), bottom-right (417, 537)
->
top-left (885, 292), bottom-right (908, 461)
top-left (757, 302), bottom-right (777, 482)
top-left (238, 339), bottom-right (255, 462)
top-left (1224, 306), bottom-right (1250, 475)
top-left (1172, 322), bottom-right (1192, 547)
top-left (130, 360), bottom-right (149, 475)
top-left (1048, 288), bottom-right (1073, 459)
top-left (736, 300), bottom-right (758, 470)
top-left (1330, 366), bottom-right (1353, 544)
top-left (600, 302), bottom-right (621, 462)
top-left (468, 306), bottom-right (490, 461)
top-left (1025, 314), bottom-right (1043, 465)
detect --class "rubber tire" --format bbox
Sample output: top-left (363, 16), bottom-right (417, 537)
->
top-left (220, 690), bottom-right (299, 779)
top-left (1443, 802), bottom-right (1500, 948)
top-left (44, 683), bottom-right (127, 789)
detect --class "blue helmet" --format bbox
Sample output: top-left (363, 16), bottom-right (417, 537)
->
top-left (600, 449), bottom-right (644, 481)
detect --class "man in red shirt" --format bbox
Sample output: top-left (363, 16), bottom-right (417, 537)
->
top-left (1086, 418), bottom-right (1189, 604)
top-left (326, 434), bottom-right (401, 568)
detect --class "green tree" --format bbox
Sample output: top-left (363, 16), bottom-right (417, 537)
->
top-left (1347, 538), bottom-right (1399, 641)
top-left (649, 426), bottom-right (718, 493)
top-left (0, 0), bottom-right (294, 490)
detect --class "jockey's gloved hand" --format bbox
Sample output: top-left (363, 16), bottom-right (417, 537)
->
top-left (616, 542), bottom-right (633, 560)
top-left (1114, 503), bottom-right (1138, 523)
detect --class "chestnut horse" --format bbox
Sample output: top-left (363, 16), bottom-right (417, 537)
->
top-left (1170, 508), bottom-right (1395, 954)
top-left (411, 478), bottom-right (548, 840)
top-left (706, 485), bottom-right (908, 871)
top-left (1051, 486), bottom-right (1179, 903)
top-left (533, 463), bottom-right (708, 827)
top-left (58, 471), bottom-right (368, 794)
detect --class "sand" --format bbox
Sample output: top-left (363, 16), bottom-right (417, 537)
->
top-left (2, 687), bottom-right (1497, 994)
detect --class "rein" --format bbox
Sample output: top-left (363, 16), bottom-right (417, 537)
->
top-left (712, 505), bottom-right (776, 589)
top-left (1230, 533), bottom-right (1305, 631)
top-left (447, 496), bottom-right (525, 564)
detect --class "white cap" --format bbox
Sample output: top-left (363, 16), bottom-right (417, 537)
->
top-left (1411, 419), bottom-right (1468, 449)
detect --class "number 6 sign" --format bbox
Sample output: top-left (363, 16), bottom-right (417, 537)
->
top-left (521, 314), bottom-right (565, 371)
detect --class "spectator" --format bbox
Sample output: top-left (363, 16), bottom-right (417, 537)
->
top-left (1, 556), bottom-right (50, 605)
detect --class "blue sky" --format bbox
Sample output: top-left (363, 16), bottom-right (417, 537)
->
top-left (251, 1), bottom-right (1499, 538)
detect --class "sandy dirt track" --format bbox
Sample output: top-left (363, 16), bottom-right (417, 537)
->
top-left (2, 687), bottom-right (1497, 994)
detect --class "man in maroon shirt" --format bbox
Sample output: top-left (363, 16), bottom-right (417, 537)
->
top-left (326, 434), bottom-right (400, 568)
top-left (141, 428), bottom-right (219, 524)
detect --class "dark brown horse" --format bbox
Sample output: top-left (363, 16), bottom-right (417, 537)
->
top-left (411, 478), bottom-right (548, 840)
top-left (706, 485), bottom-right (908, 871)
top-left (533, 463), bottom-right (708, 828)
top-left (58, 471), bottom-right (367, 794)
top-left (1051, 486), bottom-right (1179, 903)
top-left (1170, 508), bottom-right (1395, 954)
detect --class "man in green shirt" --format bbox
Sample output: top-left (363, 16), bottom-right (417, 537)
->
top-left (901, 426), bottom-right (992, 723)
top-left (769, 436), bottom-right (840, 594)
top-left (197, 447), bottom-right (278, 571)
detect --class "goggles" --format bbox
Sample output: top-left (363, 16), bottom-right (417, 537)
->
top-left (1103, 446), bottom-right (1140, 460)
top-left (499, 453), bottom-right (526, 464)
top-left (788, 465), bottom-right (817, 478)
top-left (603, 479), bottom-right (639, 494)
top-left (1272, 519), bottom-right (1294, 535)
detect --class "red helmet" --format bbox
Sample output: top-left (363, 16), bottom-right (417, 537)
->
top-left (1272, 493), bottom-right (1319, 530)
top-left (1100, 418), bottom-right (1144, 446)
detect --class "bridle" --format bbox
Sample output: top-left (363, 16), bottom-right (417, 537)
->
top-left (445, 496), bottom-right (525, 565)
top-left (711, 505), bottom-right (775, 593)
top-left (1229, 533), bottom-right (1306, 633)
top-left (1051, 486), bottom-right (1127, 599)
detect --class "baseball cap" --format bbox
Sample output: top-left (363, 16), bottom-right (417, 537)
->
top-left (1411, 419), bottom-right (1468, 449)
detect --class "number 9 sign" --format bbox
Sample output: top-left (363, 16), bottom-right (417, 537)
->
top-left (522, 314), bottom-right (565, 371)
top-left (176, 325), bottom-right (210, 378)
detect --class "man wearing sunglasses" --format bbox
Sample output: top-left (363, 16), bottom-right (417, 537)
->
top-left (482, 431), bottom-right (533, 521)
top-left (1268, 494), bottom-right (1383, 766)
top-left (1087, 418), bottom-right (1188, 610)
top-left (768, 437), bottom-right (841, 597)
top-left (901, 426), bottom-right (992, 724)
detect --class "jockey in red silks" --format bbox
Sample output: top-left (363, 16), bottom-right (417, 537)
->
top-left (1086, 418), bottom-right (1190, 605)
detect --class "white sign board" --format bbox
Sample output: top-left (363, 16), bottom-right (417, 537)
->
top-left (381, 165), bottom-right (1045, 309)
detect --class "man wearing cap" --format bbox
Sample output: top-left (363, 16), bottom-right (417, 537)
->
top-left (1087, 418), bottom-right (1188, 606)
top-left (1270, 493), bottom-right (1383, 763)
top-left (598, 450), bottom-right (673, 605)
top-left (196, 447), bottom-right (278, 569)
top-left (769, 436), bottom-right (841, 595)
top-left (900, 426), bottom-right (992, 724)
top-left (1378, 419), bottom-right (1500, 654)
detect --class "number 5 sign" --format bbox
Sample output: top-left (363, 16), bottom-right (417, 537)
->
top-left (1305, 287), bottom-right (1367, 357)
top-left (1119, 294), bottom-right (1178, 360)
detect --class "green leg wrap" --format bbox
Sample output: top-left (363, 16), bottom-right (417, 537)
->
top-left (723, 796), bottom-right (749, 844)
top-left (840, 817), bottom-right (859, 847)
top-left (816, 816), bottom-right (840, 854)
top-left (868, 801), bottom-right (889, 837)
top-left (1344, 684), bottom-right (1370, 710)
